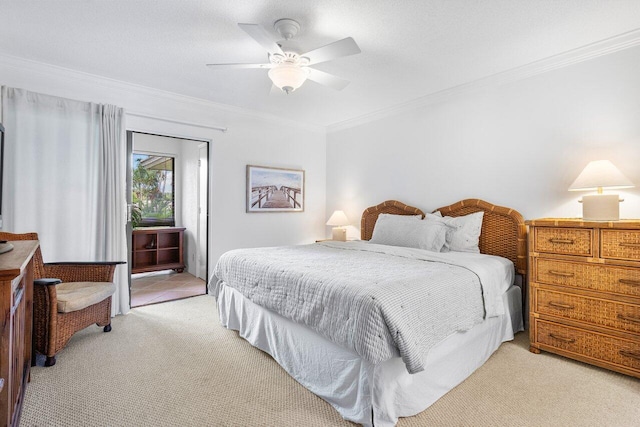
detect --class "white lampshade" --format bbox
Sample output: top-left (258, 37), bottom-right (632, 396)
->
top-left (268, 63), bottom-right (308, 94)
top-left (569, 160), bottom-right (634, 221)
top-left (326, 210), bottom-right (349, 226)
top-left (568, 160), bottom-right (634, 192)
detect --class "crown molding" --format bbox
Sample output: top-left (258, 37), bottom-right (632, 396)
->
top-left (0, 54), bottom-right (326, 134)
top-left (327, 28), bottom-right (640, 133)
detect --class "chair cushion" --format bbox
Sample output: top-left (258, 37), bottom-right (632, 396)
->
top-left (56, 282), bottom-right (116, 313)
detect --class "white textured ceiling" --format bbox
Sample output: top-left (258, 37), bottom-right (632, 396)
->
top-left (1, 1), bottom-right (640, 127)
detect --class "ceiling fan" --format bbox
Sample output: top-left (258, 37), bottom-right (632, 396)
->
top-left (206, 18), bottom-right (361, 94)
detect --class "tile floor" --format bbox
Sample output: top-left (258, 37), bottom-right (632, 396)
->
top-left (130, 270), bottom-right (206, 307)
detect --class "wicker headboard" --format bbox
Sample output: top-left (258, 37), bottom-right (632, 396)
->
top-left (361, 198), bottom-right (527, 275)
top-left (436, 199), bottom-right (527, 274)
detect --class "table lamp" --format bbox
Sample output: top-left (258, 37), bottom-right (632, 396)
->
top-left (568, 160), bottom-right (634, 221)
top-left (326, 210), bottom-right (349, 241)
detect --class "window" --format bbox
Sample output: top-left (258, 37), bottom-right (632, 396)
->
top-left (132, 153), bottom-right (175, 227)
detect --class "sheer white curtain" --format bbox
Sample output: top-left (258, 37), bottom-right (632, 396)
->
top-left (1, 87), bottom-right (129, 315)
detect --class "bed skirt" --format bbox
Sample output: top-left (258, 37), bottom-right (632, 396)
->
top-left (214, 283), bottom-right (523, 426)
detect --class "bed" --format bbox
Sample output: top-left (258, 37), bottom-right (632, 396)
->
top-left (211, 199), bottom-right (527, 426)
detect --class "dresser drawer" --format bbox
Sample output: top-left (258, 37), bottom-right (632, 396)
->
top-left (534, 227), bottom-right (593, 256)
top-left (535, 258), bottom-right (640, 298)
top-left (535, 288), bottom-right (640, 334)
top-left (601, 229), bottom-right (640, 261)
top-left (535, 320), bottom-right (640, 372)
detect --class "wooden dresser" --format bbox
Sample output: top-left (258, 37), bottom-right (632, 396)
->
top-left (527, 218), bottom-right (640, 378)
top-left (0, 240), bottom-right (39, 426)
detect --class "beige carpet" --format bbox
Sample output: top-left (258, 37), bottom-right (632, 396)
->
top-left (21, 295), bottom-right (640, 427)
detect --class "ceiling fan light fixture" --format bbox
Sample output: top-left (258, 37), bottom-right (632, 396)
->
top-left (268, 63), bottom-right (308, 94)
top-left (207, 19), bottom-right (360, 94)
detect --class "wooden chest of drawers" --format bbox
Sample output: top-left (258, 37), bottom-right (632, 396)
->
top-left (527, 218), bottom-right (640, 378)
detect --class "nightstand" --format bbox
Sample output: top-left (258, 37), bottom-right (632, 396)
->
top-left (527, 218), bottom-right (640, 378)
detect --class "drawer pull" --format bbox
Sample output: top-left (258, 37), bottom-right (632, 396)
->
top-left (619, 242), bottom-right (640, 248)
top-left (549, 333), bottom-right (576, 344)
top-left (548, 270), bottom-right (575, 277)
top-left (617, 314), bottom-right (640, 325)
top-left (619, 279), bottom-right (640, 287)
top-left (549, 238), bottom-right (575, 244)
top-left (548, 301), bottom-right (575, 310)
top-left (619, 350), bottom-right (640, 361)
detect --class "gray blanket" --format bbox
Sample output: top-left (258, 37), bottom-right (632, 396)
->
top-left (212, 241), bottom-right (487, 374)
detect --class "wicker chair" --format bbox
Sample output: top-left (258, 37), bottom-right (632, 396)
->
top-left (0, 232), bottom-right (122, 367)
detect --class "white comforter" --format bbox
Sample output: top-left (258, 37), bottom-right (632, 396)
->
top-left (212, 241), bottom-right (514, 374)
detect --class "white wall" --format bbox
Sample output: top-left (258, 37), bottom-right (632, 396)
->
top-left (0, 55), bottom-right (327, 284)
top-left (326, 45), bottom-right (640, 233)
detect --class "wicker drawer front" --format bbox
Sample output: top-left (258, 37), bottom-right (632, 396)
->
top-left (535, 320), bottom-right (640, 371)
top-left (534, 227), bottom-right (592, 256)
top-left (535, 289), bottom-right (640, 334)
top-left (601, 230), bottom-right (640, 261)
top-left (535, 259), bottom-right (640, 298)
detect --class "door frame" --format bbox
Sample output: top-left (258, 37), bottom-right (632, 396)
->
top-left (197, 143), bottom-right (209, 281)
top-left (126, 130), bottom-right (211, 306)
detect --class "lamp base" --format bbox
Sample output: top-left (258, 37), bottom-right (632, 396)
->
top-left (332, 227), bottom-right (347, 241)
top-left (581, 194), bottom-right (620, 221)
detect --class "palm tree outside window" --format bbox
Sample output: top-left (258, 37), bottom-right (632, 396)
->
top-left (132, 153), bottom-right (175, 227)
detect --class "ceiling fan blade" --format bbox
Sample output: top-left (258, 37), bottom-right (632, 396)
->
top-left (302, 37), bottom-right (361, 65)
top-left (238, 23), bottom-right (284, 56)
top-left (206, 63), bottom-right (271, 70)
top-left (306, 68), bottom-right (350, 91)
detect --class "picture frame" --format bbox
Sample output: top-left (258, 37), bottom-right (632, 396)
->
top-left (246, 165), bottom-right (305, 213)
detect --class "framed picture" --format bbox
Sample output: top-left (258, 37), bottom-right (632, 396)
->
top-left (246, 165), bottom-right (305, 213)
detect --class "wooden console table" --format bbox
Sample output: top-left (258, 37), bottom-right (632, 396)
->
top-left (132, 228), bottom-right (185, 274)
top-left (0, 240), bottom-right (38, 427)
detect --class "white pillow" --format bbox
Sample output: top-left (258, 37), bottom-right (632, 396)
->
top-left (424, 211), bottom-right (484, 253)
top-left (424, 212), bottom-right (451, 251)
top-left (370, 216), bottom-right (448, 252)
top-left (376, 213), bottom-right (422, 222)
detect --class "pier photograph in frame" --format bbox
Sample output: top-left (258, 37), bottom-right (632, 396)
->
top-left (246, 165), bottom-right (305, 213)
